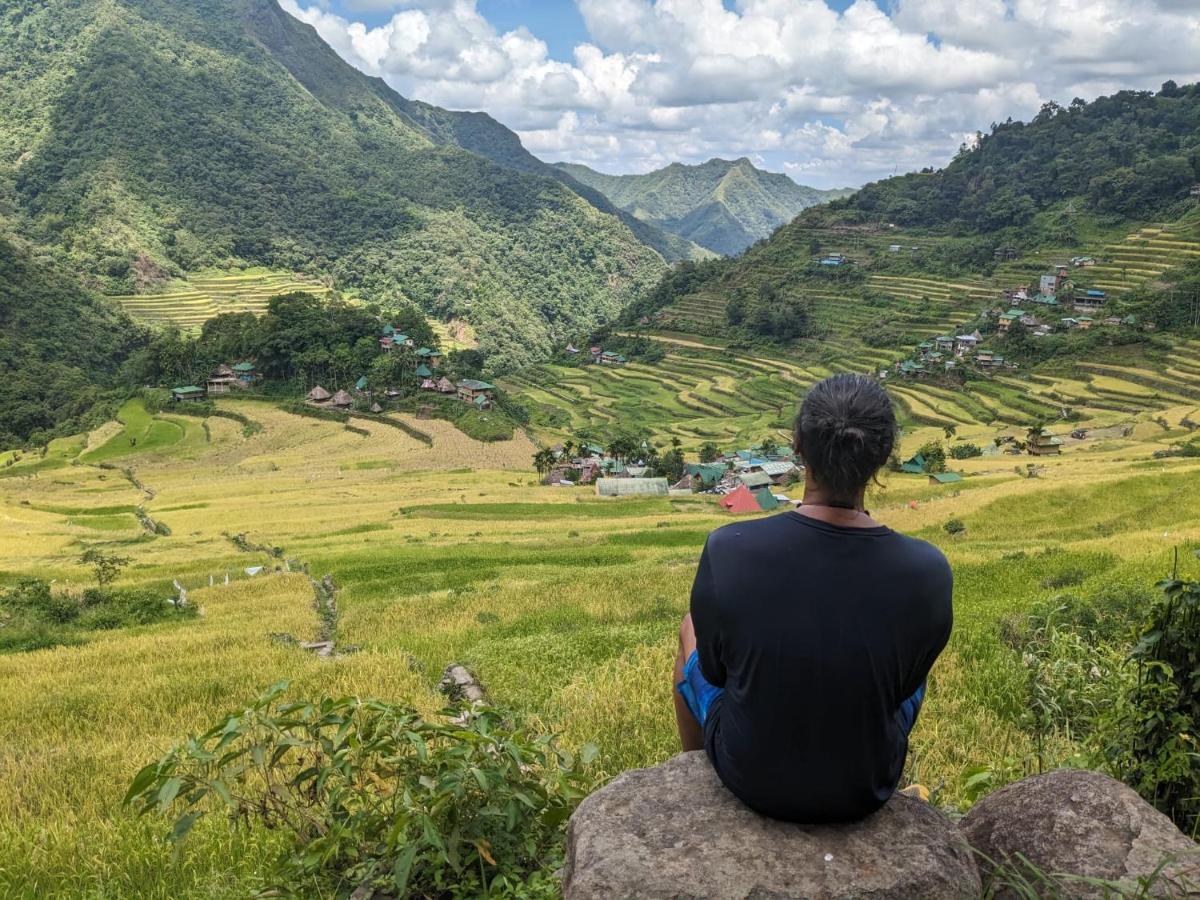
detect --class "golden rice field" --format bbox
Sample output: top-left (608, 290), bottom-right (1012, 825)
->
top-left (2, 392), bottom-right (1200, 896)
top-left (110, 269), bottom-right (334, 330)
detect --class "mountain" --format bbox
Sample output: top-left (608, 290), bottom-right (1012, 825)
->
top-left (818, 82), bottom-right (1200, 233)
top-left (630, 83), bottom-right (1200, 344)
top-left (0, 0), bottom-right (675, 372)
top-left (0, 227), bottom-right (145, 446)
top-left (554, 158), bottom-right (853, 256)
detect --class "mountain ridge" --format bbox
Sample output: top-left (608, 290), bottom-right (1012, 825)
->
top-left (554, 157), bottom-right (853, 255)
top-left (0, 0), bottom-right (673, 373)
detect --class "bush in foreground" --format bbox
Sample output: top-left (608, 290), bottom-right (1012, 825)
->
top-left (126, 683), bottom-right (596, 898)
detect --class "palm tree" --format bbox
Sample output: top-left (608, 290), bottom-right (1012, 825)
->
top-left (532, 448), bottom-right (555, 478)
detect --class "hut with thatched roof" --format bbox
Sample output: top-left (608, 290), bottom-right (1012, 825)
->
top-left (370, 402), bottom-right (383, 414)
top-left (307, 386), bottom-right (332, 406)
top-left (330, 390), bottom-right (353, 409)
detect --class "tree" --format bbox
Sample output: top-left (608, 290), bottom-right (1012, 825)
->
top-left (607, 436), bottom-right (638, 463)
top-left (915, 441), bottom-right (947, 473)
top-left (942, 424), bottom-right (957, 440)
top-left (699, 442), bottom-right (721, 463)
top-left (760, 435), bottom-right (780, 457)
top-left (80, 549), bottom-right (131, 587)
top-left (531, 448), bottom-right (556, 479)
top-left (658, 447), bottom-right (685, 483)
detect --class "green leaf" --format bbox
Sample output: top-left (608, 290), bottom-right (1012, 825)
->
top-left (170, 811), bottom-right (202, 843)
top-left (470, 766), bottom-right (489, 792)
top-left (124, 763), bottom-right (161, 806)
top-left (391, 844), bottom-right (417, 893)
top-left (156, 777), bottom-right (183, 812)
top-left (208, 779), bottom-right (236, 810)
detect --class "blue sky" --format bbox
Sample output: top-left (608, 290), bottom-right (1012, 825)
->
top-left (288, 1), bottom-right (1200, 188)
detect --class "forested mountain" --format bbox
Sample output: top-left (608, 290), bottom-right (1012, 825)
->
top-left (555, 158), bottom-right (852, 256)
top-left (819, 82), bottom-right (1200, 232)
top-left (0, 0), bottom-right (673, 371)
top-left (634, 83), bottom-right (1200, 342)
top-left (0, 228), bottom-right (145, 446)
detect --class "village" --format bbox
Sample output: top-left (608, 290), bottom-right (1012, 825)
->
top-left (534, 419), bottom-right (1060, 515)
top-left (167, 322), bottom-right (497, 417)
top-left (884, 255), bottom-right (1145, 382)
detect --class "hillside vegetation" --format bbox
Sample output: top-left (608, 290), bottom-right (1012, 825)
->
top-left (557, 158), bottom-right (851, 256)
top-left (821, 81), bottom-right (1200, 233)
top-left (0, 0), bottom-right (668, 370)
top-left (0, 229), bottom-right (145, 446)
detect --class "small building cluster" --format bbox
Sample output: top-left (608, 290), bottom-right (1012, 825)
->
top-left (546, 442), bottom-right (801, 516)
top-left (304, 322), bottom-right (497, 414)
top-left (583, 345), bottom-right (626, 366)
top-left (172, 362), bottom-right (260, 402)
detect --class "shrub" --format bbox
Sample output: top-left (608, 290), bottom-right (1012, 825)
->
top-left (916, 441), bottom-right (947, 472)
top-left (944, 518), bottom-right (966, 535)
top-left (949, 442), bottom-right (983, 459)
top-left (126, 683), bottom-right (595, 898)
top-left (1097, 567), bottom-right (1200, 835)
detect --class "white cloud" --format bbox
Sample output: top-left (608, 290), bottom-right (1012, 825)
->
top-left (281, 0), bottom-right (1200, 189)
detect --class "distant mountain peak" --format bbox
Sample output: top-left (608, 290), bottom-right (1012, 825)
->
top-left (553, 158), bottom-right (852, 255)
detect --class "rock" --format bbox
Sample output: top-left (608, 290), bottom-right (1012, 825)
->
top-left (562, 751), bottom-right (980, 900)
top-left (960, 768), bottom-right (1200, 898)
top-left (438, 663), bottom-right (487, 705)
top-left (298, 640), bottom-right (334, 657)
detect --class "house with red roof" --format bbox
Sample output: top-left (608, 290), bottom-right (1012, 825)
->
top-left (720, 484), bottom-right (762, 515)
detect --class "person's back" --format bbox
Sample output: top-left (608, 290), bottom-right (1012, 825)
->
top-left (673, 374), bottom-right (953, 823)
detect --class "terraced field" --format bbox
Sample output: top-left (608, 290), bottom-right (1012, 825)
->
top-left (1086, 219), bottom-right (1200, 293)
top-left (509, 328), bottom-right (1200, 452)
top-left (3, 391), bottom-right (1200, 895)
top-left (111, 269), bottom-right (333, 329)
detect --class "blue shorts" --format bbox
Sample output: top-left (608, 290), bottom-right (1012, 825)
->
top-left (676, 650), bottom-right (927, 734)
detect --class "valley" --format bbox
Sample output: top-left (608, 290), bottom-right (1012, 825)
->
top-left (2, 0), bottom-right (1200, 893)
top-left (2, 392), bottom-right (1199, 894)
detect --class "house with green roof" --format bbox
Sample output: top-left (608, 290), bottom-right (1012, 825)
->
top-left (599, 351), bottom-right (627, 366)
top-left (899, 453), bottom-right (927, 475)
top-left (998, 309), bottom-right (1023, 331)
top-left (928, 472), bottom-right (963, 486)
top-left (355, 376), bottom-right (369, 392)
top-left (171, 385), bottom-right (206, 403)
top-left (415, 347), bottom-right (443, 368)
top-left (230, 361), bottom-right (259, 385)
top-left (739, 472), bottom-right (772, 491)
top-left (415, 364), bottom-right (433, 379)
top-left (754, 490), bottom-right (780, 512)
top-left (456, 379), bottom-right (495, 405)
top-left (685, 463), bottom-right (727, 488)
top-left (1029, 429), bottom-right (1063, 456)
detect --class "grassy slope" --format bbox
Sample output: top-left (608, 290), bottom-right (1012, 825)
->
top-left (2, 397), bottom-right (1200, 893)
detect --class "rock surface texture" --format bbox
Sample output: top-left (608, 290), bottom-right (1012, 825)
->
top-left (961, 768), bottom-right (1200, 898)
top-left (562, 751), bottom-right (982, 900)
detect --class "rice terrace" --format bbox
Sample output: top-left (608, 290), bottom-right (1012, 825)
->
top-left (4, 0), bottom-right (1200, 896)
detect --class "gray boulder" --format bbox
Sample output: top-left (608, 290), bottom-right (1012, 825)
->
top-left (562, 751), bottom-right (981, 899)
top-left (960, 768), bottom-right (1200, 897)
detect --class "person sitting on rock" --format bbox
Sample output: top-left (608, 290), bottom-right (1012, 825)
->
top-left (673, 373), bottom-right (953, 822)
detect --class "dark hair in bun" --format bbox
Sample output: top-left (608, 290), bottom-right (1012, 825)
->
top-left (793, 374), bottom-right (897, 504)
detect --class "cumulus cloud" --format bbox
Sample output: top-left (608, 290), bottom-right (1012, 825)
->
top-left (281, 0), bottom-right (1200, 188)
